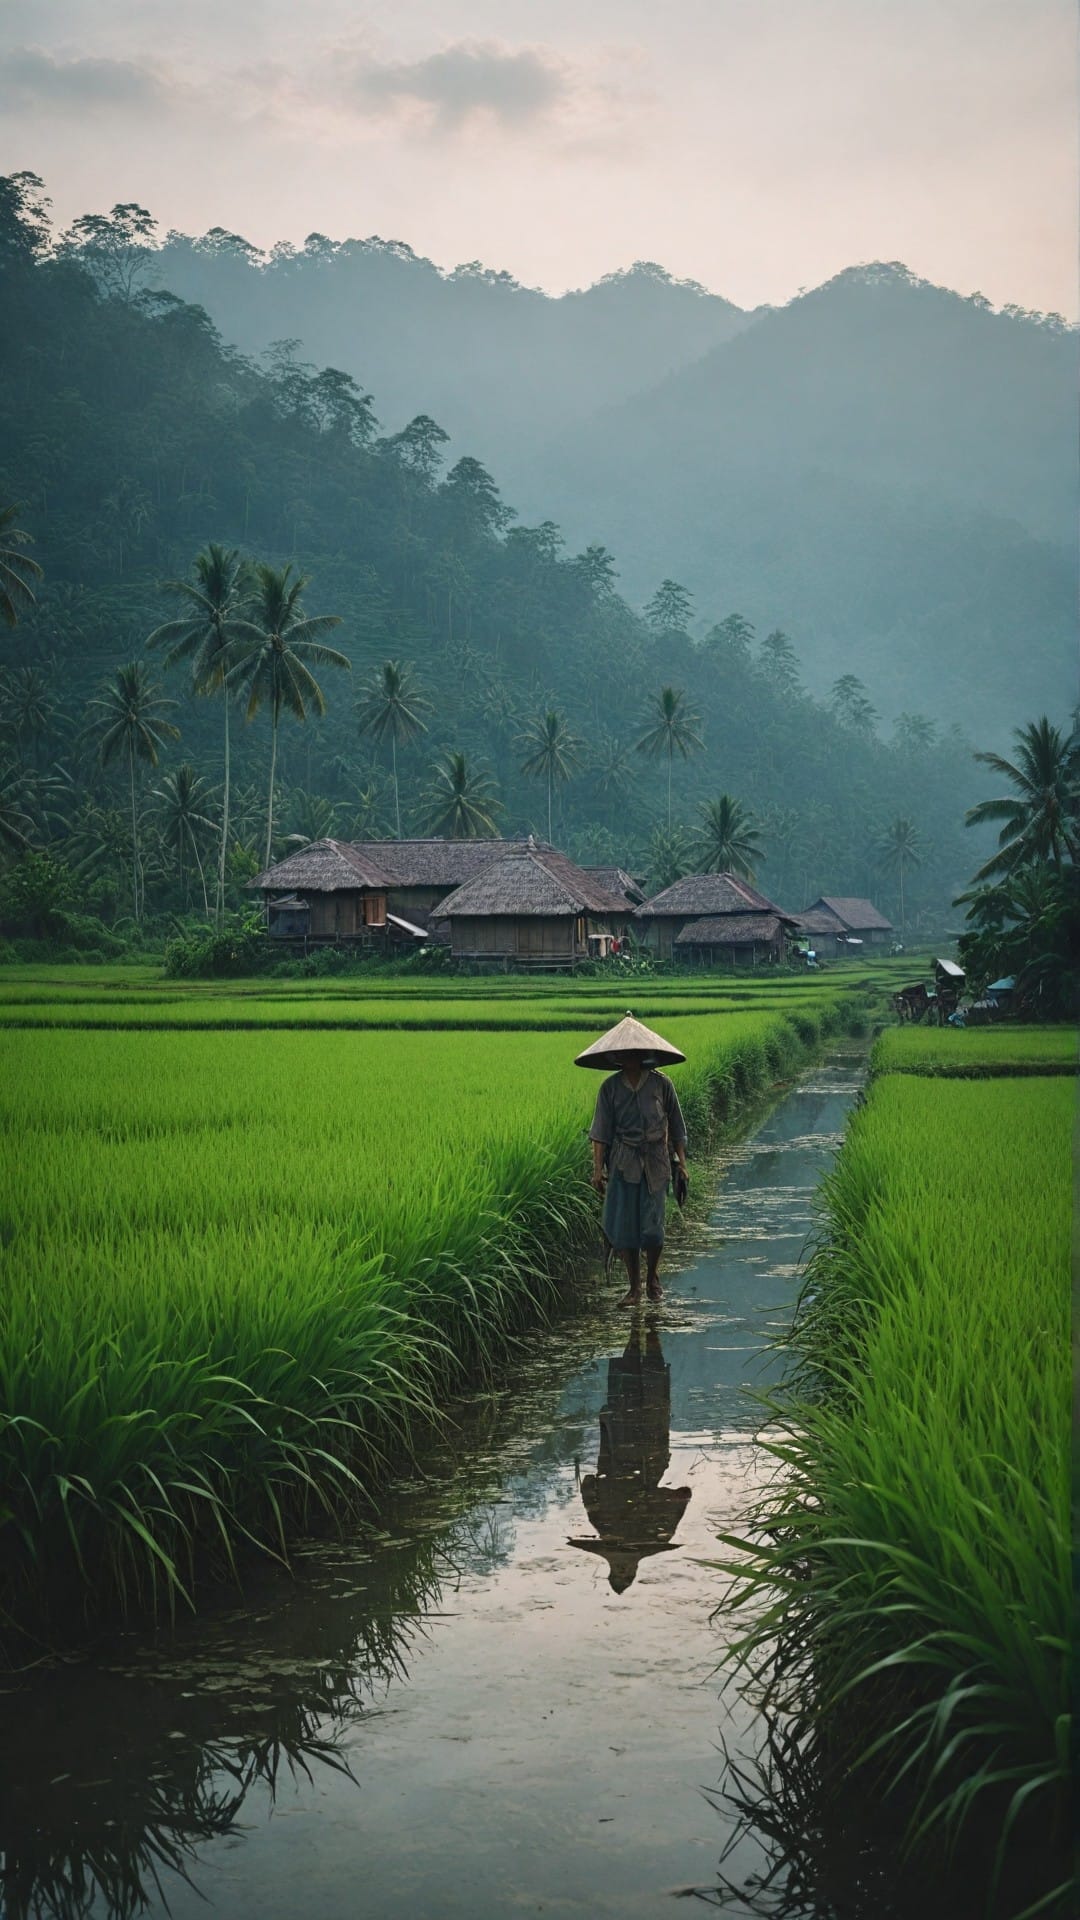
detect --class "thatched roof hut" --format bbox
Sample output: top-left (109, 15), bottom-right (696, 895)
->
top-left (804, 895), bottom-right (893, 944)
top-left (675, 912), bottom-right (787, 948)
top-left (253, 839), bottom-right (394, 893)
top-left (635, 871), bottom-right (791, 962)
top-left (674, 912), bottom-right (788, 968)
top-left (350, 838), bottom-right (522, 889)
top-left (637, 873), bottom-right (783, 918)
top-left (438, 843), bottom-right (627, 967)
top-left (251, 838), bottom-right (393, 943)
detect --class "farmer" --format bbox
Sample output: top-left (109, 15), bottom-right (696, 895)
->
top-left (576, 1013), bottom-right (688, 1306)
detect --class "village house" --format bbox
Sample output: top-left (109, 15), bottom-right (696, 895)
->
top-left (798, 896), bottom-right (894, 948)
top-left (349, 838), bottom-right (531, 929)
top-left (634, 873), bottom-right (794, 965)
top-left (674, 912), bottom-right (792, 969)
top-left (436, 841), bottom-right (627, 968)
top-left (254, 836), bottom-right (528, 946)
top-left (787, 905), bottom-right (848, 959)
top-left (251, 839), bottom-right (394, 943)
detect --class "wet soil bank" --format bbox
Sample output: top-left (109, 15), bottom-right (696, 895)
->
top-left (3, 1051), bottom-right (885, 1920)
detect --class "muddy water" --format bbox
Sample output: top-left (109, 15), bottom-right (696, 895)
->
top-left (1, 1054), bottom-right (864, 1920)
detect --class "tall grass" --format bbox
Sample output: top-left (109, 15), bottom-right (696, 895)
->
top-left (1, 994), bottom-right (859, 1637)
top-left (720, 1073), bottom-right (1072, 1916)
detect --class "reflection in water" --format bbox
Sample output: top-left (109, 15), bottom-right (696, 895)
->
top-left (568, 1316), bottom-right (691, 1594)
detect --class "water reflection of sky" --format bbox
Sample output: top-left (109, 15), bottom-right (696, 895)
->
top-left (1, 1059), bottom-right (865, 1920)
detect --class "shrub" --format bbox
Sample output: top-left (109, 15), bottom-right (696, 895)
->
top-left (164, 912), bottom-right (270, 978)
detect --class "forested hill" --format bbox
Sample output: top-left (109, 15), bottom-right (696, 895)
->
top-left (520, 264), bottom-right (1076, 722)
top-left (155, 234), bottom-right (751, 486)
top-left (134, 226), bottom-right (1073, 739)
top-left (0, 177), bottom-right (1021, 926)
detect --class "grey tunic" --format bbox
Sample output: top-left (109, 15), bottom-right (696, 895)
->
top-left (588, 1069), bottom-right (687, 1194)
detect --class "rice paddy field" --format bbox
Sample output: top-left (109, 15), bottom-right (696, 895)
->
top-left (0, 965), bottom-right (869, 1642)
top-left (722, 1024), bottom-right (1074, 1917)
top-left (872, 1023), bottom-right (1078, 1075)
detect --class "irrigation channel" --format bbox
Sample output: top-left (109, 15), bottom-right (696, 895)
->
top-left (3, 1050), bottom-right (877, 1920)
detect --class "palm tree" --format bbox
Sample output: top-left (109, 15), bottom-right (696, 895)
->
top-left (0, 505), bottom-right (44, 627)
top-left (283, 790), bottom-right (342, 845)
top-left (152, 764), bottom-right (217, 914)
top-left (420, 751), bottom-right (502, 838)
top-left (0, 665), bottom-right (55, 763)
top-left (224, 564), bottom-right (349, 869)
top-left (875, 816), bottom-right (923, 935)
top-left (635, 686), bottom-right (703, 830)
top-left (517, 708), bottom-right (580, 843)
top-left (89, 664), bottom-right (179, 918)
top-left (147, 544), bottom-right (256, 923)
top-left (0, 760), bottom-right (37, 852)
top-left (965, 717), bottom-right (1079, 878)
top-left (645, 823), bottom-right (692, 892)
top-left (694, 794), bottom-right (765, 879)
top-left (354, 659), bottom-right (430, 837)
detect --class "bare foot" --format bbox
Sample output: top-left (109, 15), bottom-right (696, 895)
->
top-left (646, 1278), bottom-right (663, 1302)
top-left (617, 1289), bottom-right (643, 1308)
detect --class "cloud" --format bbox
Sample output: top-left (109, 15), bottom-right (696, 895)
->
top-left (351, 40), bottom-right (570, 132)
top-left (0, 46), bottom-right (169, 113)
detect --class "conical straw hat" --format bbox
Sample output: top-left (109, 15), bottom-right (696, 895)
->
top-left (574, 1012), bottom-right (686, 1071)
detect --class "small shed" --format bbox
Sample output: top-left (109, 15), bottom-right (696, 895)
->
top-left (252, 839), bottom-right (393, 943)
top-left (934, 956), bottom-right (966, 1019)
top-left (437, 842), bottom-right (626, 968)
top-left (804, 896), bottom-right (894, 946)
top-left (635, 873), bottom-right (791, 962)
top-left (675, 912), bottom-right (788, 969)
top-left (789, 906), bottom-right (847, 958)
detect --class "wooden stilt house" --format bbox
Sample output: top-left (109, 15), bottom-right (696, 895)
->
top-left (437, 841), bottom-right (626, 968)
top-left (252, 839), bottom-right (394, 944)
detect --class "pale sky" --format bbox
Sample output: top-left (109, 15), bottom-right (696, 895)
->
top-left (1, 0), bottom-right (1075, 312)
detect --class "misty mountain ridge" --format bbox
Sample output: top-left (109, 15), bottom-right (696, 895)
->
top-left (522, 260), bottom-right (1072, 543)
top-left (21, 182), bottom-right (1080, 735)
top-left (155, 236), bottom-right (752, 483)
top-left (154, 231), bottom-right (1073, 732)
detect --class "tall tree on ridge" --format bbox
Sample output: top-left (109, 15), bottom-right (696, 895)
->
top-left (636, 686), bottom-right (703, 832)
top-left (355, 659), bottom-right (431, 838)
top-left (830, 673), bottom-right (878, 738)
top-left (147, 543), bottom-right (255, 923)
top-left (758, 629), bottom-right (801, 696)
top-left (89, 663), bottom-right (179, 919)
top-left (225, 564), bottom-right (349, 869)
top-left (644, 579), bottom-right (694, 637)
top-left (518, 708), bottom-right (580, 843)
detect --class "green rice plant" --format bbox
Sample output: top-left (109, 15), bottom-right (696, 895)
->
top-left (0, 985), bottom-right (870, 1033)
top-left (719, 1075), bottom-right (1071, 1916)
top-left (1, 995), bottom-right (851, 1634)
top-left (873, 1024), bottom-right (1077, 1077)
